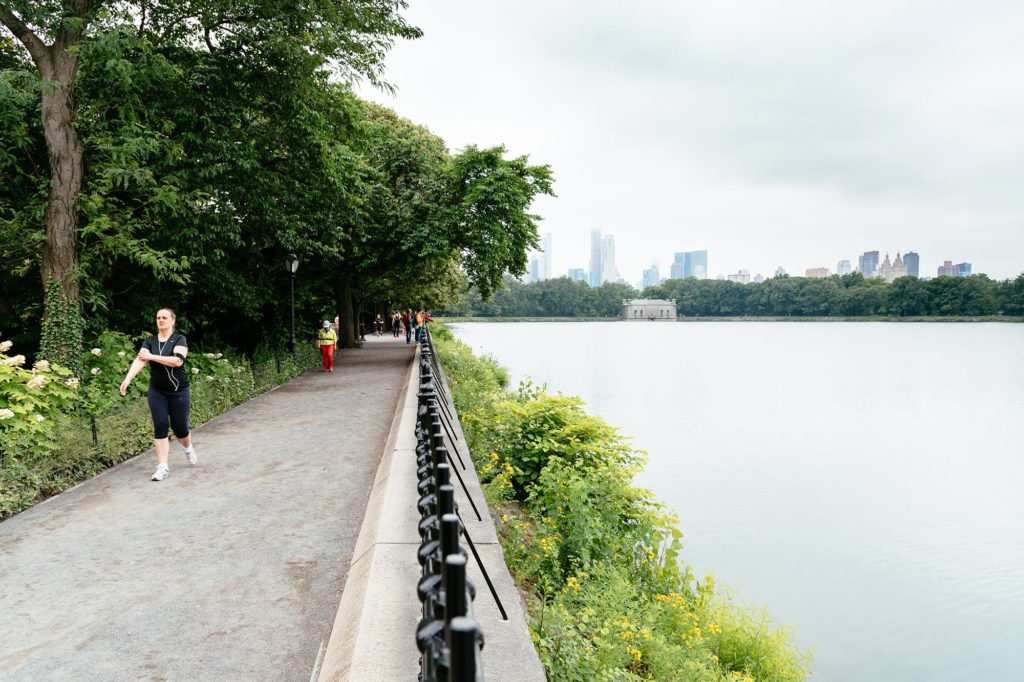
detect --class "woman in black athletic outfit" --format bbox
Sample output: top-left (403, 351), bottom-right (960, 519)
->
top-left (119, 308), bottom-right (197, 481)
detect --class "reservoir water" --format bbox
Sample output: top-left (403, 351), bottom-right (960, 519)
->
top-left (449, 321), bottom-right (1024, 682)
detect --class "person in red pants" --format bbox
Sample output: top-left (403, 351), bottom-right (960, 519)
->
top-left (318, 320), bottom-right (337, 372)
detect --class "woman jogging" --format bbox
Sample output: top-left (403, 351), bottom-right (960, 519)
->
top-left (319, 320), bottom-right (337, 372)
top-left (119, 308), bottom-right (196, 481)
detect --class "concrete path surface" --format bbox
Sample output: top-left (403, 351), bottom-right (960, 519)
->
top-left (0, 337), bottom-right (415, 682)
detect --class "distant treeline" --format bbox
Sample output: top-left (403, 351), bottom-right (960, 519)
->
top-left (446, 273), bottom-right (1024, 318)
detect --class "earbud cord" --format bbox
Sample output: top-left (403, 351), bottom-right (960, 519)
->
top-left (157, 334), bottom-right (180, 392)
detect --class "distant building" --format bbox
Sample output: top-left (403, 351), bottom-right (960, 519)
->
top-left (836, 259), bottom-right (852, 275)
top-left (621, 299), bottom-right (677, 321)
top-left (877, 252), bottom-right (908, 283)
top-left (589, 230), bottom-right (603, 287)
top-left (568, 268), bottom-right (586, 282)
top-left (685, 250), bottom-right (708, 279)
top-left (753, 273), bottom-right (765, 284)
top-left (601, 235), bottom-right (617, 284)
top-left (936, 261), bottom-right (971, 277)
top-left (727, 270), bottom-right (751, 284)
top-left (774, 266), bottom-right (787, 277)
top-left (859, 251), bottom-right (880, 277)
top-left (669, 250), bottom-right (708, 279)
top-left (670, 253), bottom-right (686, 279)
top-left (805, 267), bottom-right (830, 278)
top-left (903, 251), bottom-right (920, 278)
top-left (528, 256), bottom-right (541, 282)
top-left (642, 266), bottom-right (661, 290)
top-left (542, 233), bottom-right (552, 280)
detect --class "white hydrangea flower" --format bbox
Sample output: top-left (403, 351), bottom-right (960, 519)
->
top-left (191, 367), bottom-right (199, 375)
top-left (117, 351), bottom-right (126, 357)
top-left (2, 355), bottom-right (26, 366)
top-left (26, 375), bottom-right (46, 390)
top-left (204, 353), bottom-right (216, 358)
top-left (0, 408), bottom-right (14, 420)
top-left (91, 367), bottom-right (101, 376)
top-left (0, 340), bottom-right (12, 352)
top-left (65, 377), bottom-right (80, 389)
top-left (215, 353), bottom-right (223, 359)
top-left (33, 359), bottom-right (50, 371)
top-left (35, 414), bottom-right (45, 423)
top-left (91, 348), bottom-right (102, 356)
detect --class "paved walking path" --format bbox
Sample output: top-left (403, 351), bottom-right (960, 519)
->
top-left (0, 337), bottom-right (415, 682)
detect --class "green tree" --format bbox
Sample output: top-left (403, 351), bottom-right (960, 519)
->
top-left (0, 0), bottom-right (420, 354)
top-left (885, 276), bottom-right (929, 316)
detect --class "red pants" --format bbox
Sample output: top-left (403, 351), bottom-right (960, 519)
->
top-left (320, 344), bottom-right (335, 370)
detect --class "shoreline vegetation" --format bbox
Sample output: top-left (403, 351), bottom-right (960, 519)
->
top-left (432, 324), bottom-right (811, 681)
top-left (443, 273), bottom-right (1024, 321)
top-left (440, 315), bottom-right (1021, 323)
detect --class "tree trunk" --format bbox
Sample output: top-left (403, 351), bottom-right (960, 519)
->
top-left (39, 52), bottom-right (84, 303)
top-left (337, 272), bottom-right (357, 348)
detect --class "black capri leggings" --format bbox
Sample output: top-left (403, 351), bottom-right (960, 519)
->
top-left (147, 387), bottom-right (191, 439)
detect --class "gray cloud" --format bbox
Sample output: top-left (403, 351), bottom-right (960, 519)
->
top-left (362, 0), bottom-right (1024, 280)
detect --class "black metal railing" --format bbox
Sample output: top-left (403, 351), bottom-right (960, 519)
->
top-left (415, 329), bottom-right (485, 681)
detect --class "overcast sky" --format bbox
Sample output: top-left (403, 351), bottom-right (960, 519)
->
top-left (360, 0), bottom-right (1024, 282)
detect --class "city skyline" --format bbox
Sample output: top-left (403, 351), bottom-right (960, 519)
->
top-left (361, 2), bottom-right (1022, 282)
top-left (547, 231), bottom-right (982, 285)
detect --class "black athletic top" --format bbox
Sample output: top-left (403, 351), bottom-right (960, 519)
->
top-left (141, 333), bottom-right (189, 392)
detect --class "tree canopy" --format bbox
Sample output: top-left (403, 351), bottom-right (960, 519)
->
top-left (0, 5), bottom-right (553, 358)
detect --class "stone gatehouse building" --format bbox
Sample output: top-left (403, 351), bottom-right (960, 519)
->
top-left (621, 299), bottom-right (677, 321)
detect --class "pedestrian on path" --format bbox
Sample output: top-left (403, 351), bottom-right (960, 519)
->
top-left (318, 320), bottom-right (337, 372)
top-left (391, 312), bottom-right (401, 338)
top-left (414, 309), bottom-right (433, 342)
top-left (373, 314), bottom-right (384, 337)
top-left (119, 308), bottom-right (197, 481)
top-left (402, 309), bottom-right (413, 344)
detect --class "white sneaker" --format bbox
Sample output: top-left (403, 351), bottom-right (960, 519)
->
top-left (151, 464), bottom-right (170, 481)
top-left (185, 447), bottom-right (198, 465)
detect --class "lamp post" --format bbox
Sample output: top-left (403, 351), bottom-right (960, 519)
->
top-left (285, 253), bottom-right (299, 360)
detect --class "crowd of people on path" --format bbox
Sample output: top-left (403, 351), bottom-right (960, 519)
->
top-left (314, 308), bottom-right (432, 370)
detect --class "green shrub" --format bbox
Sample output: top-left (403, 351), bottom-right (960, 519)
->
top-left (1, 334), bottom-right (80, 462)
top-left (469, 384), bottom-right (642, 498)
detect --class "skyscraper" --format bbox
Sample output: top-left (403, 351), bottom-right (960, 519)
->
top-left (837, 259), bottom-right (852, 275)
top-left (528, 256), bottom-right (541, 282)
top-left (858, 251), bottom-right (880, 277)
top-left (542, 233), bottom-right (553, 280)
top-left (589, 230), bottom-right (602, 287)
top-left (642, 265), bottom-right (660, 290)
top-left (684, 250), bottom-right (708, 279)
top-left (601, 234), bottom-right (617, 284)
top-left (877, 253), bottom-right (908, 283)
top-left (903, 251), bottom-right (920, 278)
top-left (568, 268), bottom-right (586, 282)
top-left (956, 262), bottom-right (972, 277)
top-left (670, 253), bottom-right (686, 279)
